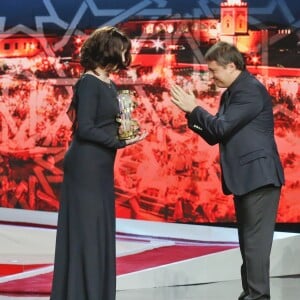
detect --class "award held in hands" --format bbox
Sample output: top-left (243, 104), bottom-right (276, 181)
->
top-left (117, 90), bottom-right (140, 140)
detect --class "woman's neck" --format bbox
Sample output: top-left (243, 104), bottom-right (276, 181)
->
top-left (88, 68), bottom-right (110, 84)
top-left (94, 67), bottom-right (108, 77)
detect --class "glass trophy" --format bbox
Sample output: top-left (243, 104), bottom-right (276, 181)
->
top-left (117, 90), bottom-right (140, 140)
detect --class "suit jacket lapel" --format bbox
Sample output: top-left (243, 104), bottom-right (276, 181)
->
top-left (219, 90), bottom-right (230, 115)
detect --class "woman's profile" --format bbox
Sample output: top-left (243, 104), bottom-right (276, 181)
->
top-left (50, 26), bottom-right (147, 300)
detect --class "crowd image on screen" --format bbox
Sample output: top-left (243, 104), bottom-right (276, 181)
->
top-left (0, 54), bottom-right (299, 222)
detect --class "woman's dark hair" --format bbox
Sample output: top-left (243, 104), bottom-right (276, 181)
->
top-left (204, 41), bottom-right (245, 71)
top-left (80, 26), bottom-right (132, 73)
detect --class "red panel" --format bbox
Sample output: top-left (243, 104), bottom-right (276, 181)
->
top-left (0, 20), bottom-right (299, 224)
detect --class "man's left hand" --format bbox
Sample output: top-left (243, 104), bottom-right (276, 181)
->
top-left (170, 84), bottom-right (198, 113)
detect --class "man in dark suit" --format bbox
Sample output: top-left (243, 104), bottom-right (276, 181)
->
top-left (170, 41), bottom-right (285, 300)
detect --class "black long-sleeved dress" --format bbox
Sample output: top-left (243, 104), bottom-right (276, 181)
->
top-left (50, 73), bottom-right (126, 300)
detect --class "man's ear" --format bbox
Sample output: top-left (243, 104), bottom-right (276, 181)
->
top-left (228, 62), bottom-right (236, 72)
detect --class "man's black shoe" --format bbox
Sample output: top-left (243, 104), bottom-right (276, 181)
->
top-left (238, 291), bottom-right (248, 300)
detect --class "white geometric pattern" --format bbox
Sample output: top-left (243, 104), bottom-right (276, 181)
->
top-left (0, 0), bottom-right (298, 56)
top-left (0, 1), bottom-right (298, 56)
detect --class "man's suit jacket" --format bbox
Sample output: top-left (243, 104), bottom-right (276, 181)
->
top-left (186, 70), bottom-right (285, 196)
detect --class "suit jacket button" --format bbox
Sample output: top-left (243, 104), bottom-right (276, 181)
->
top-left (193, 124), bottom-right (203, 131)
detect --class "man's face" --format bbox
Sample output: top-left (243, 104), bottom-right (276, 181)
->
top-left (207, 60), bottom-right (236, 88)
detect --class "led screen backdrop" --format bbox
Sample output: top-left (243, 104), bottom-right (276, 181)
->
top-left (0, 0), bottom-right (299, 224)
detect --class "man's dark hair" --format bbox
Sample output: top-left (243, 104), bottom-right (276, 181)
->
top-left (204, 41), bottom-right (245, 71)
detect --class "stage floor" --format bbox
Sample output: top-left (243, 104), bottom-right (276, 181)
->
top-left (0, 219), bottom-right (299, 300)
top-left (0, 277), bottom-right (299, 299)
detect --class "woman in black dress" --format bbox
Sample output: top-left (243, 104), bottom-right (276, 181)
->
top-left (50, 26), bottom-right (146, 300)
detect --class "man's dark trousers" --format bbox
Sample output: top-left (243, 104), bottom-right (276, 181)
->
top-left (234, 185), bottom-right (281, 300)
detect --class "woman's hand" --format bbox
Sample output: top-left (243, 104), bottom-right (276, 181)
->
top-left (170, 84), bottom-right (198, 113)
top-left (125, 131), bottom-right (148, 146)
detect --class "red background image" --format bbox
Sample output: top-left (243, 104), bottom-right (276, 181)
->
top-left (0, 0), bottom-right (299, 223)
